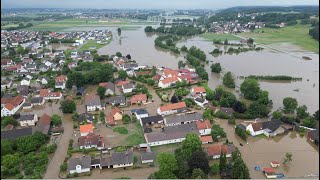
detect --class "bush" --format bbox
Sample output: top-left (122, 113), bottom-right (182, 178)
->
top-left (211, 163), bottom-right (220, 175)
top-left (122, 114), bottom-right (131, 124)
top-left (60, 162), bottom-right (67, 172)
top-left (113, 127), bottom-right (129, 135)
top-left (211, 63), bottom-right (222, 73)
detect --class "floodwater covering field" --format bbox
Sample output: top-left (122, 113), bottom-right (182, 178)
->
top-left (94, 26), bottom-right (319, 113)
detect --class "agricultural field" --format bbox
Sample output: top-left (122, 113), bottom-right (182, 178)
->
top-left (200, 33), bottom-right (241, 41)
top-left (240, 24), bottom-right (319, 53)
top-left (77, 39), bottom-right (112, 52)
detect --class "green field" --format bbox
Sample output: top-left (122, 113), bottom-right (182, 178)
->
top-left (240, 25), bottom-right (319, 53)
top-left (77, 39), bottom-right (112, 52)
top-left (113, 127), bottom-right (129, 135)
top-left (200, 33), bottom-right (241, 41)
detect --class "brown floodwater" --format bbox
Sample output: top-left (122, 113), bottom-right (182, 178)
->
top-left (93, 26), bottom-right (319, 113)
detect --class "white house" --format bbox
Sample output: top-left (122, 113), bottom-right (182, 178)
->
top-left (39, 89), bottom-right (62, 100)
top-left (206, 144), bottom-right (236, 159)
top-left (194, 97), bottom-right (209, 108)
top-left (157, 102), bottom-right (187, 116)
top-left (158, 76), bottom-right (180, 88)
top-left (68, 156), bottom-right (91, 174)
top-left (78, 133), bottom-right (104, 150)
top-left (85, 94), bottom-right (104, 112)
top-left (18, 114), bottom-right (38, 127)
top-left (164, 112), bottom-right (202, 126)
top-left (55, 75), bottom-right (68, 89)
top-left (246, 122), bottom-right (264, 136)
top-left (20, 78), bottom-right (31, 86)
top-left (196, 120), bottom-right (212, 136)
top-left (1, 96), bottom-right (25, 117)
top-left (130, 109), bottom-right (149, 120)
top-left (122, 83), bottom-right (135, 94)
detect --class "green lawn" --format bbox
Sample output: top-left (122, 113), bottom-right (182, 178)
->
top-left (77, 39), bottom-right (111, 52)
top-left (240, 25), bottom-right (319, 53)
top-left (200, 33), bottom-right (241, 41)
top-left (113, 127), bottom-right (129, 135)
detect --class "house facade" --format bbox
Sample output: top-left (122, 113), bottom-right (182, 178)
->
top-left (78, 133), bottom-right (104, 150)
top-left (157, 102), bottom-right (187, 116)
top-left (1, 96), bottom-right (25, 117)
top-left (18, 114), bottom-right (38, 127)
top-left (164, 112), bottom-right (202, 126)
top-left (68, 156), bottom-right (91, 174)
top-left (196, 120), bottom-right (212, 136)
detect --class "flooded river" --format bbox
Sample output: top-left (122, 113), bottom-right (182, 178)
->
top-left (95, 26), bottom-right (319, 113)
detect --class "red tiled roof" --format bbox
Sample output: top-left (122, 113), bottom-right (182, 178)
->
top-left (263, 168), bottom-right (275, 173)
top-left (193, 86), bottom-right (206, 93)
top-left (78, 133), bottom-right (101, 146)
top-left (160, 76), bottom-right (179, 85)
top-left (80, 124), bottom-right (94, 133)
top-left (55, 75), bottom-right (67, 82)
top-left (206, 144), bottom-right (228, 156)
top-left (110, 107), bottom-right (122, 117)
top-left (251, 122), bottom-right (263, 132)
top-left (163, 68), bottom-right (179, 77)
top-left (3, 95), bottom-right (24, 111)
top-left (200, 136), bottom-right (213, 143)
top-left (116, 80), bottom-right (130, 86)
top-left (196, 120), bottom-right (211, 130)
top-left (99, 82), bottom-right (108, 87)
top-left (159, 102), bottom-right (186, 112)
top-left (131, 94), bottom-right (147, 104)
top-left (271, 161), bottom-right (280, 165)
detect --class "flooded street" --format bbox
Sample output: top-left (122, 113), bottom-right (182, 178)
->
top-left (215, 119), bottom-right (319, 179)
top-left (95, 26), bottom-right (319, 113)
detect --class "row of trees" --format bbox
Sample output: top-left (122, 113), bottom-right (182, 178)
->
top-left (145, 25), bottom-right (204, 36)
top-left (154, 35), bottom-right (181, 54)
top-left (184, 46), bottom-right (208, 81)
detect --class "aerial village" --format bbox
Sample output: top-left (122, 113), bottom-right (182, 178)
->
top-left (1, 28), bottom-right (319, 179)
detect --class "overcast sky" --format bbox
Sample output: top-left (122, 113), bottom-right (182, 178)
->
top-left (1, 0), bottom-right (319, 9)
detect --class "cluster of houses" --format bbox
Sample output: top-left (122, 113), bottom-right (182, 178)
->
top-left (210, 21), bottom-right (265, 34)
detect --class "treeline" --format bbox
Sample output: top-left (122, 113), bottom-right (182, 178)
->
top-left (66, 61), bottom-right (114, 88)
top-left (4, 23), bottom-right (33, 31)
top-left (145, 25), bottom-right (204, 36)
top-left (154, 35), bottom-right (181, 54)
top-left (50, 38), bottom-right (76, 43)
top-left (219, 6), bottom-right (319, 14)
top-left (309, 21), bottom-right (319, 41)
top-left (185, 46), bottom-right (208, 80)
top-left (240, 75), bottom-right (302, 81)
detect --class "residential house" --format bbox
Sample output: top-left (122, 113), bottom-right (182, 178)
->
top-left (68, 61), bottom-right (78, 69)
top-left (78, 133), bottom-right (104, 150)
top-left (31, 97), bottom-right (45, 106)
top-left (106, 107), bottom-right (123, 125)
top-left (106, 96), bottom-right (126, 106)
top-left (194, 97), bottom-right (209, 108)
top-left (35, 114), bottom-right (51, 135)
top-left (55, 75), bottom-right (68, 89)
top-left (144, 123), bottom-right (200, 146)
top-left (17, 85), bottom-right (30, 97)
top-left (1, 59), bottom-right (13, 68)
top-left (122, 83), bottom-right (135, 93)
top-left (20, 78), bottom-right (31, 86)
top-left (1, 95), bottom-right (25, 117)
top-left (196, 120), bottom-right (212, 136)
top-left (23, 102), bottom-right (33, 109)
top-left (76, 87), bottom-right (86, 96)
top-left (157, 102), bottom-right (187, 116)
top-left (116, 80), bottom-right (130, 87)
top-left (68, 156), bottom-right (91, 174)
top-left (80, 124), bottom-right (94, 136)
top-left (140, 115), bottom-right (164, 126)
top-left (205, 144), bottom-right (236, 159)
top-left (99, 149), bottom-right (134, 169)
top-left (99, 82), bottom-right (115, 95)
top-left (37, 77), bottom-right (49, 85)
top-left (18, 114), bottom-right (38, 127)
top-left (130, 108), bottom-right (149, 120)
top-left (39, 89), bottom-right (62, 100)
top-left (1, 127), bottom-right (34, 140)
top-left (158, 76), bottom-right (180, 88)
top-left (141, 152), bottom-right (155, 164)
top-left (1, 78), bottom-right (12, 90)
top-left (78, 113), bottom-right (95, 124)
top-left (191, 86), bottom-right (206, 97)
top-left (130, 94), bottom-right (147, 105)
top-left (200, 136), bottom-right (213, 144)
top-left (219, 107), bottom-right (235, 116)
top-left (246, 122), bottom-right (264, 136)
top-left (164, 112), bottom-right (202, 126)
top-left (307, 129), bottom-right (319, 146)
top-left (85, 94), bottom-right (104, 112)
top-left (246, 119), bottom-right (286, 137)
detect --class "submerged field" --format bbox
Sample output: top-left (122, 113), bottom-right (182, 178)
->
top-left (200, 33), bottom-right (241, 41)
top-left (240, 25), bottom-right (319, 53)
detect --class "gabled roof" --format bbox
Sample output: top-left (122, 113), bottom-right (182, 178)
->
top-left (18, 114), bottom-right (36, 122)
top-left (165, 112), bottom-right (202, 125)
top-left (106, 96), bottom-right (126, 105)
top-left (80, 124), bottom-right (94, 133)
top-left (1, 127), bottom-right (34, 140)
top-left (68, 156), bottom-right (92, 172)
top-left (85, 94), bottom-right (101, 106)
top-left (141, 115), bottom-right (164, 124)
top-left (160, 76), bottom-right (179, 85)
top-left (309, 129), bottom-right (319, 142)
top-left (131, 94), bottom-right (147, 104)
top-left (192, 86), bottom-right (206, 93)
top-left (200, 135), bottom-right (213, 143)
top-left (110, 107), bottom-right (122, 117)
top-left (78, 133), bottom-right (102, 147)
top-left (196, 120), bottom-right (211, 130)
top-left (3, 95), bottom-right (24, 111)
top-left (159, 102), bottom-right (186, 112)
top-left (35, 114), bottom-right (51, 134)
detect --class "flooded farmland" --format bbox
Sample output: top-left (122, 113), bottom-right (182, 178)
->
top-left (95, 26), bottom-right (319, 113)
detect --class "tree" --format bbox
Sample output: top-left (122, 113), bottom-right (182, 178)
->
top-left (116, 52), bottom-right (122, 57)
top-left (181, 133), bottom-right (203, 159)
top-left (247, 101), bottom-right (271, 117)
top-left (211, 124), bottom-right (226, 141)
top-left (235, 126), bottom-right (247, 140)
top-left (203, 109), bottom-right (214, 122)
top-left (126, 54), bottom-right (131, 59)
top-left (313, 110), bottom-right (319, 120)
top-left (283, 97), bottom-right (298, 113)
top-left (1, 116), bottom-right (18, 128)
top-left (178, 60), bottom-right (186, 69)
top-left (156, 152), bottom-right (177, 172)
top-left (301, 117), bottom-right (316, 128)
top-left (188, 151), bottom-right (210, 175)
top-left (283, 152), bottom-right (293, 164)
top-left (1, 140), bottom-right (14, 156)
top-left (228, 117), bottom-right (236, 125)
top-left (122, 114), bottom-right (131, 124)
top-left (51, 114), bottom-right (62, 126)
top-left (233, 101), bottom-right (247, 113)
top-left (184, 98), bottom-right (195, 107)
top-left (181, 45), bottom-right (188, 52)
top-left (191, 168), bottom-right (207, 179)
top-left (257, 90), bottom-right (269, 105)
top-left (154, 169), bottom-right (177, 179)
top-left (165, 39), bottom-right (174, 46)
top-left (170, 95), bottom-right (180, 103)
top-left (211, 63), bottom-right (222, 73)
top-left (232, 157), bottom-right (250, 179)
top-left (240, 78), bottom-right (261, 100)
top-left (118, 70), bottom-right (128, 80)
top-left (219, 153), bottom-right (227, 171)
top-left (296, 105), bottom-right (309, 119)
top-left (117, 28), bottom-right (121, 36)
top-left (210, 163), bottom-right (220, 175)
top-left (247, 38), bottom-right (254, 44)
top-left (224, 39), bottom-right (229, 45)
top-left (223, 72), bottom-right (235, 88)
top-left (60, 162), bottom-right (67, 171)
top-left (272, 111), bottom-right (283, 119)
top-left (97, 86), bottom-right (106, 99)
top-left (60, 99), bottom-right (76, 113)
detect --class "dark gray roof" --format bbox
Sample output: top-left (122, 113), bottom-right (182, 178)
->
top-left (236, 124), bottom-right (246, 131)
top-left (141, 152), bottom-right (155, 161)
top-left (141, 115), bottom-right (164, 124)
top-left (77, 87), bottom-right (86, 95)
top-left (18, 114), bottom-right (36, 122)
top-left (220, 107), bottom-right (234, 115)
top-left (123, 63), bottom-right (138, 69)
top-left (1, 127), bottom-right (34, 140)
top-left (100, 150), bottom-right (133, 167)
top-left (262, 120), bottom-right (283, 132)
top-left (309, 129), bottom-right (319, 142)
top-left (105, 82), bottom-right (115, 92)
top-left (195, 97), bottom-right (206, 103)
top-left (67, 156), bottom-right (92, 172)
top-left (164, 112), bottom-right (202, 125)
top-left (31, 97), bottom-right (44, 104)
top-left (131, 108), bottom-right (148, 115)
top-left (145, 123), bottom-right (200, 143)
top-left (79, 113), bottom-right (94, 123)
top-left (55, 81), bottom-right (64, 86)
top-left (91, 158), bottom-right (101, 165)
top-left (23, 102), bottom-right (32, 107)
top-left (106, 96), bottom-right (126, 105)
top-left (122, 83), bottom-right (134, 89)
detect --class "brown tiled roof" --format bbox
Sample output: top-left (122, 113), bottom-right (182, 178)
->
top-left (193, 86), bottom-right (206, 93)
top-left (80, 124), bottom-right (94, 133)
top-left (35, 113), bottom-right (51, 134)
top-left (200, 135), bottom-right (213, 143)
top-left (130, 94), bottom-right (147, 104)
top-left (4, 95), bottom-right (24, 111)
top-left (196, 120), bottom-right (211, 130)
top-left (160, 76), bottom-right (179, 85)
top-left (252, 122), bottom-right (263, 132)
top-left (159, 102), bottom-right (186, 112)
top-left (110, 107), bottom-right (122, 117)
top-left (78, 133), bottom-right (102, 147)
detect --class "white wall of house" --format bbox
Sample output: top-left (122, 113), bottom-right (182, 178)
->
top-left (80, 132), bottom-right (90, 137)
top-left (165, 120), bottom-right (197, 127)
top-left (80, 144), bottom-right (98, 149)
top-left (157, 108), bottom-right (177, 116)
top-left (246, 124), bottom-right (264, 136)
top-left (42, 94), bottom-right (62, 100)
top-left (158, 81), bottom-right (171, 88)
top-left (19, 115), bottom-right (38, 127)
top-left (135, 113), bottom-right (149, 120)
top-left (1, 99), bottom-right (25, 117)
top-left (122, 87), bottom-right (134, 93)
top-left (23, 104), bottom-right (33, 109)
top-left (142, 159), bottom-right (154, 164)
top-left (194, 99), bottom-right (208, 108)
top-left (86, 105), bottom-right (104, 112)
top-left (32, 99), bottom-right (45, 106)
top-left (147, 137), bottom-right (185, 147)
top-left (105, 89), bottom-right (114, 95)
top-left (69, 165), bottom-right (90, 174)
top-left (55, 82), bottom-right (66, 89)
top-left (20, 79), bottom-right (30, 86)
top-left (113, 163), bottom-right (134, 168)
top-left (199, 128), bottom-right (211, 136)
